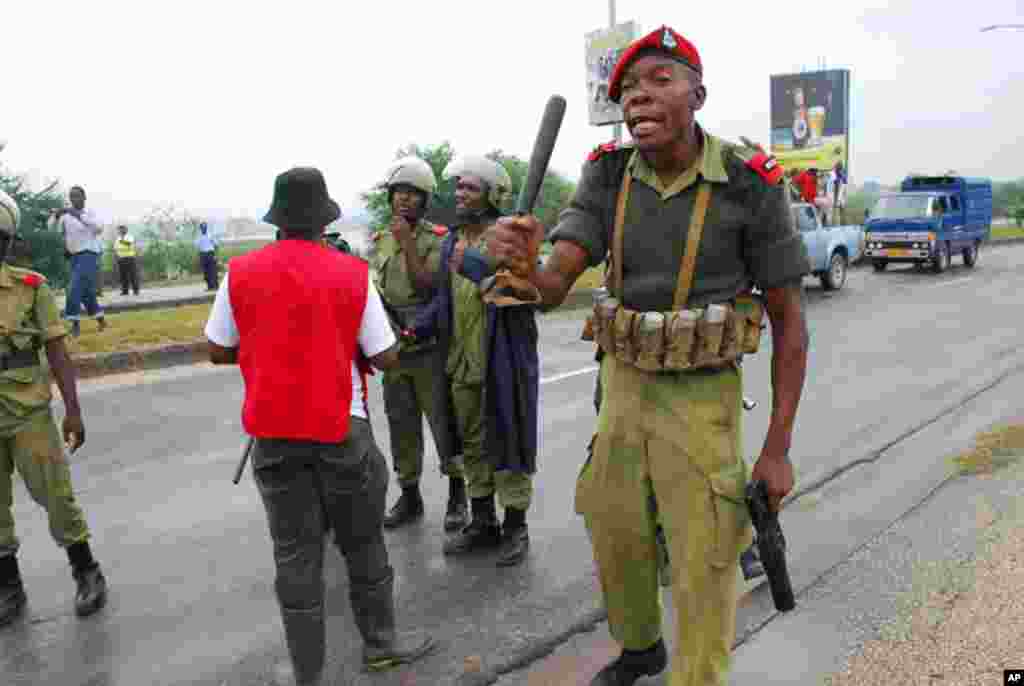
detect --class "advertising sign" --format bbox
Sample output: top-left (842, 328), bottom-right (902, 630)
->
top-left (584, 21), bottom-right (639, 126)
top-left (770, 69), bottom-right (850, 175)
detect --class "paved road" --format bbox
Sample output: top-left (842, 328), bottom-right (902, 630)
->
top-left (3, 242), bottom-right (1022, 685)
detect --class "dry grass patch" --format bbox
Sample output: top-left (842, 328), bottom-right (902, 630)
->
top-left (992, 225), bottom-right (1024, 240)
top-left (951, 423), bottom-right (1024, 475)
top-left (65, 303), bottom-right (212, 356)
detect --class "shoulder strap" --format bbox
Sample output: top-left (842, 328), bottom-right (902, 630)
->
top-left (673, 182), bottom-right (712, 309)
top-left (611, 167), bottom-right (633, 298)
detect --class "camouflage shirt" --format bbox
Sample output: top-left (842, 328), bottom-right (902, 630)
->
top-left (446, 231), bottom-right (489, 386)
top-left (550, 128), bottom-right (810, 312)
top-left (371, 219), bottom-right (446, 308)
top-left (0, 264), bottom-right (68, 434)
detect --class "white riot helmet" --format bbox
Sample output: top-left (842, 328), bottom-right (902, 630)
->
top-left (0, 189), bottom-right (19, 237)
top-left (443, 155), bottom-right (513, 210)
top-left (384, 156), bottom-right (438, 207)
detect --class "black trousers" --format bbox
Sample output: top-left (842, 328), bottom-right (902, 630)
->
top-left (117, 257), bottom-right (139, 294)
top-left (199, 251), bottom-right (218, 290)
top-left (253, 418), bottom-right (392, 684)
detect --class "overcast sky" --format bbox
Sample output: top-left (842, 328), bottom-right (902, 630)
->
top-left (2, 0), bottom-right (1021, 223)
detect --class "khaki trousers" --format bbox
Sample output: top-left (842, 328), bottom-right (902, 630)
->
top-left (576, 357), bottom-right (752, 686)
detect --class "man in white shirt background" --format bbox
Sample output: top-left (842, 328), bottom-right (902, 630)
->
top-left (204, 167), bottom-right (433, 684)
top-left (55, 186), bottom-right (107, 337)
top-left (194, 221), bottom-right (219, 291)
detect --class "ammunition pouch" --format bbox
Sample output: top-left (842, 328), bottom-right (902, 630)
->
top-left (0, 348), bottom-right (40, 372)
top-left (590, 293), bottom-right (764, 373)
top-left (387, 302), bottom-right (437, 353)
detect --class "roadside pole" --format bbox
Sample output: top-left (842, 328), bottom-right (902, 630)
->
top-left (609, 0), bottom-right (622, 144)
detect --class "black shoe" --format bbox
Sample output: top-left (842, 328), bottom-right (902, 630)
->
top-left (73, 566), bottom-right (107, 617)
top-left (0, 584), bottom-right (26, 627)
top-left (443, 517), bottom-right (501, 555)
top-left (444, 478), bottom-right (469, 532)
top-left (120, 291), bottom-right (129, 296)
top-left (496, 525), bottom-right (529, 567)
top-left (383, 486), bottom-right (424, 529)
top-left (590, 640), bottom-right (667, 686)
top-left (363, 633), bottom-right (437, 672)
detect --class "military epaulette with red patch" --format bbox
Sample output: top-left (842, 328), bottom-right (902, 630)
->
top-left (371, 232), bottom-right (383, 242)
top-left (21, 273), bottom-right (45, 288)
top-left (587, 141), bottom-right (622, 162)
top-left (431, 225), bottom-right (449, 237)
top-left (745, 152), bottom-right (784, 185)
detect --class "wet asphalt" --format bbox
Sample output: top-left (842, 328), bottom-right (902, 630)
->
top-left (3, 242), bottom-right (1023, 685)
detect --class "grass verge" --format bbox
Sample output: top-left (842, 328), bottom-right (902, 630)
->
top-left (992, 225), bottom-right (1024, 240)
top-left (66, 303), bottom-right (212, 356)
top-left (950, 423), bottom-right (1024, 475)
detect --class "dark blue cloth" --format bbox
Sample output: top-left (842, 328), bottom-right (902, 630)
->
top-left (411, 232), bottom-right (539, 474)
top-left (64, 251), bottom-right (104, 321)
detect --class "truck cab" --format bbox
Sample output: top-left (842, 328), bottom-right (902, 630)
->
top-left (863, 176), bottom-right (992, 273)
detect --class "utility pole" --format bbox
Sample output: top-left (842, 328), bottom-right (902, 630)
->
top-left (609, 0), bottom-right (622, 144)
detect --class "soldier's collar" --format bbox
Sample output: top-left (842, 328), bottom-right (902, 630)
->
top-left (628, 126), bottom-right (730, 191)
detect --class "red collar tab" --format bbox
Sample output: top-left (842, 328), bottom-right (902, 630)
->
top-left (608, 25), bottom-right (702, 104)
top-left (587, 142), bottom-right (621, 162)
top-left (746, 152), bottom-right (784, 185)
top-left (431, 225), bottom-right (449, 236)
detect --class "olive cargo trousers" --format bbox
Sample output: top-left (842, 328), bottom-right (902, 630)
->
top-left (382, 349), bottom-right (463, 487)
top-left (0, 409), bottom-right (92, 558)
top-left (576, 357), bottom-right (752, 686)
top-left (451, 381), bottom-right (533, 510)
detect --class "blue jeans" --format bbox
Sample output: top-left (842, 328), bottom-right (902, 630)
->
top-left (64, 252), bottom-right (104, 321)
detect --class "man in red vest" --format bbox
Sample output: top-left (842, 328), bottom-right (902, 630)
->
top-left (204, 168), bottom-right (434, 685)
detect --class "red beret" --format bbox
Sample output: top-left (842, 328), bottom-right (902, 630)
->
top-left (608, 26), bottom-right (702, 104)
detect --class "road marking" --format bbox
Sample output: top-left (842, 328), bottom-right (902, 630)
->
top-left (540, 365), bottom-right (599, 385)
top-left (929, 277), bottom-right (974, 289)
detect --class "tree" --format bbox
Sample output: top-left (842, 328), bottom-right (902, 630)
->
top-left (359, 141), bottom-right (577, 241)
top-left (0, 166), bottom-right (69, 287)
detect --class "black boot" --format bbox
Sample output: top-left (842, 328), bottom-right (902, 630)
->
top-left (67, 541), bottom-right (107, 618)
top-left (350, 569), bottom-right (436, 672)
top-left (443, 478), bottom-right (469, 532)
top-left (497, 508), bottom-right (529, 567)
top-left (590, 639), bottom-right (667, 686)
top-left (443, 496), bottom-right (501, 555)
top-left (0, 555), bottom-right (26, 627)
top-left (383, 485), bottom-right (424, 529)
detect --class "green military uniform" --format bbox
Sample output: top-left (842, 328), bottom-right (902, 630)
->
top-left (372, 220), bottom-right (463, 486)
top-left (447, 232), bottom-right (532, 510)
top-left (551, 129), bottom-right (809, 685)
top-left (0, 265), bottom-right (91, 560)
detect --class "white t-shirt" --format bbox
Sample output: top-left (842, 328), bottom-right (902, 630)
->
top-left (204, 269), bottom-right (395, 420)
top-left (61, 209), bottom-right (103, 254)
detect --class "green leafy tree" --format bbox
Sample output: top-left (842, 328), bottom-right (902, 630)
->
top-left (0, 166), bottom-right (70, 287)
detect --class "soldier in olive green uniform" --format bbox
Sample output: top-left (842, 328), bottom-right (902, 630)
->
top-left (0, 190), bottom-right (108, 627)
top-left (372, 158), bottom-right (469, 532)
top-left (433, 155), bottom-right (534, 567)
top-left (489, 26), bottom-right (810, 685)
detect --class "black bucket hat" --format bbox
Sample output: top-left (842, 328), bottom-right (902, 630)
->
top-left (263, 167), bottom-right (341, 230)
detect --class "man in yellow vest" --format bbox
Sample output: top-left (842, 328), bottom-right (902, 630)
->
top-left (114, 225), bottom-right (140, 295)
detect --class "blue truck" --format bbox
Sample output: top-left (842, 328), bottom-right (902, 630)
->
top-left (791, 202), bottom-right (864, 291)
top-left (862, 175), bottom-right (993, 273)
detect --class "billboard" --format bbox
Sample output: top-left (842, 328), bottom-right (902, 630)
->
top-left (584, 21), bottom-right (639, 126)
top-left (770, 69), bottom-right (850, 175)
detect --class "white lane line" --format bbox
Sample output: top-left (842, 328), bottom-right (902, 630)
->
top-left (540, 365), bottom-right (599, 385)
top-left (928, 277), bottom-right (974, 289)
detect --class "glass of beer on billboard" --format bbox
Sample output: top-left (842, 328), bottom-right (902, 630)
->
top-left (808, 106), bottom-right (826, 146)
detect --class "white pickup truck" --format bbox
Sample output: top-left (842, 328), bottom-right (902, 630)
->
top-left (791, 202), bottom-right (865, 291)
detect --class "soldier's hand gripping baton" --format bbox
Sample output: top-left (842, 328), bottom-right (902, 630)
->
top-left (745, 480), bottom-right (796, 611)
top-left (233, 436), bottom-right (255, 485)
top-left (482, 95), bottom-right (567, 305)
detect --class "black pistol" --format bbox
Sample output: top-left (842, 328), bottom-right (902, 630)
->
top-left (745, 480), bottom-right (796, 612)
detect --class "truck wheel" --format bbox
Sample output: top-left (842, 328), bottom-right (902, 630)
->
top-left (962, 242), bottom-right (980, 268)
top-left (931, 241), bottom-right (950, 274)
top-left (872, 259), bottom-right (888, 272)
top-left (821, 253), bottom-right (848, 291)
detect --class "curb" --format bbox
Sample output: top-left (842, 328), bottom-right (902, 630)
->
top-left (74, 339), bottom-right (209, 380)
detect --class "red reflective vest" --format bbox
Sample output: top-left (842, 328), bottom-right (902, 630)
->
top-left (228, 240), bottom-right (368, 442)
